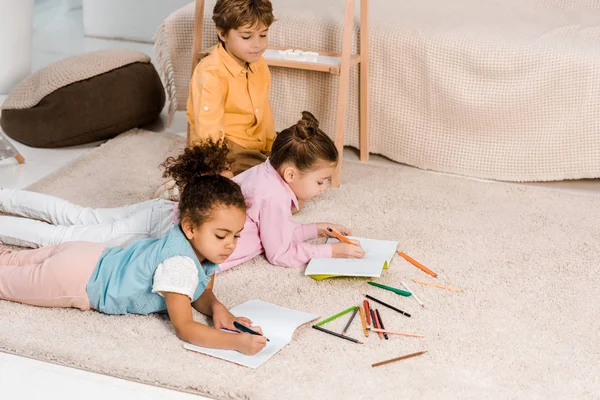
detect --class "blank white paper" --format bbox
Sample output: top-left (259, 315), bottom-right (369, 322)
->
top-left (304, 236), bottom-right (399, 277)
top-left (183, 299), bottom-right (318, 368)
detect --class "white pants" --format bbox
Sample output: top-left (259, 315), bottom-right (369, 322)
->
top-left (0, 188), bottom-right (177, 248)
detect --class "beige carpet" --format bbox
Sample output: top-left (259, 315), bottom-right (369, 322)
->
top-left (1, 129), bottom-right (599, 399)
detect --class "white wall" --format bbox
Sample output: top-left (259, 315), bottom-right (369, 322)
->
top-left (65, 0), bottom-right (82, 10)
top-left (0, 0), bottom-right (34, 94)
top-left (82, 0), bottom-right (190, 43)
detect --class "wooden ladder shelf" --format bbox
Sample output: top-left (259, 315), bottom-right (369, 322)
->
top-left (190, 0), bottom-right (369, 187)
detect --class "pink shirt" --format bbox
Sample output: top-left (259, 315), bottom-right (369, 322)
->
top-left (219, 160), bottom-right (332, 270)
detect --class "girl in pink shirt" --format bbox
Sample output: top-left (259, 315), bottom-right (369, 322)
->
top-left (220, 111), bottom-right (365, 270)
top-left (0, 113), bottom-right (364, 270)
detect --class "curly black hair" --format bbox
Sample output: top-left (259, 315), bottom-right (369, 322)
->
top-left (160, 139), bottom-right (246, 226)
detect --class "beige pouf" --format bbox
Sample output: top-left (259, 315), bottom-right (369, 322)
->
top-left (0, 49), bottom-right (165, 148)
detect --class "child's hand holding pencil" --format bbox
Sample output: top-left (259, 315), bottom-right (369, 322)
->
top-left (320, 225), bottom-right (365, 259)
top-left (332, 242), bottom-right (365, 258)
top-left (234, 329), bottom-right (268, 355)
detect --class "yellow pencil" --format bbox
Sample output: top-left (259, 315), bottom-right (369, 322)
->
top-left (412, 279), bottom-right (462, 293)
top-left (358, 305), bottom-right (369, 337)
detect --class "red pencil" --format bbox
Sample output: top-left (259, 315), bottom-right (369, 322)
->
top-left (364, 299), bottom-right (371, 326)
top-left (371, 309), bottom-right (382, 339)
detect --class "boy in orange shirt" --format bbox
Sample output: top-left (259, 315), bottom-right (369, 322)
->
top-left (155, 0), bottom-right (276, 200)
top-left (188, 0), bottom-right (275, 173)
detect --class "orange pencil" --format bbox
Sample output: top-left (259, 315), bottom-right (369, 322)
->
top-left (398, 252), bottom-right (438, 278)
top-left (364, 300), bottom-right (372, 326)
top-left (358, 305), bottom-right (369, 337)
top-left (327, 227), bottom-right (354, 245)
top-left (412, 279), bottom-right (462, 293)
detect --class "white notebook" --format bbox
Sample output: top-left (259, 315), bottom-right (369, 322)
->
top-left (304, 236), bottom-right (399, 280)
top-left (183, 299), bottom-right (318, 369)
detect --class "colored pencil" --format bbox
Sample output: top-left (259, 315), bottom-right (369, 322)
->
top-left (370, 308), bottom-right (382, 339)
top-left (367, 328), bottom-right (425, 338)
top-left (326, 227), bottom-right (354, 245)
top-left (341, 305), bottom-right (359, 335)
top-left (367, 281), bottom-right (412, 297)
top-left (412, 279), bottom-right (462, 293)
top-left (372, 351), bottom-right (428, 368)
top-left (364, 294), bottom-right (411, 318)
top-left (398, 252), bottom-right (438, 278)
top-left (316, 306), bottom-right (357, 326)
top-left (233, 321), bottom-right (270, 342)
top-left (401, 280), bottom-right (424, 308)
top-left (358, 305), bottom-right (369, 337)
top-left (364, 300), bottom-right (372, 326)
top-left (375, 309), bottom-right (388, 340)
top-left (312, 325), bottom-right (363, 344)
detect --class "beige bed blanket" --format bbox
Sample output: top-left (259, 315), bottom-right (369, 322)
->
top-left (154, 0), bottom-right (600, 182)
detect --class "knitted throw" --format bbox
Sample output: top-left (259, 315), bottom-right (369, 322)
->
top-left (153, 0), bottom-right (600, 182)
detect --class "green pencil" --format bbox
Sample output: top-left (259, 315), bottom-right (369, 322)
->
top-left (367, 281), bottom-right (412, 297)
top-left (315, 306), bottom-right (357, 327)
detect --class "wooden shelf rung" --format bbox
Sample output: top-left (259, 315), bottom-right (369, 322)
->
top-left (197, 45), bottom-right (361, 75)
top-left (263, 49), bottom-right (361, 75)
top-left (265, 58), bottom-right (332, 73)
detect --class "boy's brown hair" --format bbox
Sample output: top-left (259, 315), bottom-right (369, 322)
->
top-left (213, 0), bottom-right (275, 42)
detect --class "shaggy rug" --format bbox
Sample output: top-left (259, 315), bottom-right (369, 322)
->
top-left (0, 129), bottom-right (599, 399)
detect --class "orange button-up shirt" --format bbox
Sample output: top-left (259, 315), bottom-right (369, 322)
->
top-left (186, 44), bottom-right (275, 152)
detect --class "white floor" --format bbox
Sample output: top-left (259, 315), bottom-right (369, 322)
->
top-left (0, 1), bottom-right (203, 399)
top-left (1, 1), bottom-right (599, 399)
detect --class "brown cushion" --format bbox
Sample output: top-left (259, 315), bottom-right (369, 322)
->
top-left (0, 62), bottom-right (165, 148)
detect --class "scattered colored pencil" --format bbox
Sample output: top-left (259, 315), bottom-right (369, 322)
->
top-left (373, 309), bottom-right (384, 340)
top-left (363, 300), bottom-right (372, 326)
top-left (312, 325), bottom-right (363, 344)
top-left (375, 309), bottom-right (388, 340)
top-left (370, 308), bottom-right (382, 339)
top-left (358, 305), bottom-right (369, 337)
top-left (367, 328), bottom-right (425, 338)
top-left (372, 351), bottom-right (428, 368)
top-left (364, 294), bottom-right (411, 318)
top-left (367, 281), bottom-right (412, 297)
top-left (411, 279), bottom-right (462, 293)
top-left (316, 306), bottom-right (357, 326)
top-left (341, 305), bottom-right (360, 336)
top-left (398, 252), bottom-right (437, 278)
top-left (401, 280), bottom-right (424, 308)
top-left (327, 227), bottom-right (355, 245)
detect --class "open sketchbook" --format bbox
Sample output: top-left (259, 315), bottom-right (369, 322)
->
top-left (305, 236), bottom-right (399, 280)
top-left (183, 299), bottom-right (318, 369)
